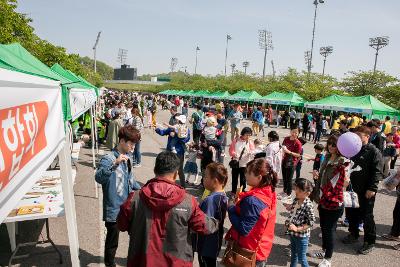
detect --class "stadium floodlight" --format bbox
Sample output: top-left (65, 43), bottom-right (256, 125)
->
top-left (170, 57), bottom-right (178, 73)
top-left (194, 46), bottom-right (200, 74)
top-left (258, 30), bottom-right (273, 79)
top-left (224, 34), bottom-right (232, 76)
top-left (369, 36), bottom-right (389, 73)
top-left (230, 63), bottom-right (236, 75)
top-left (308, 0), bottom-right (325, 73)
top-left (319, 46), bottom-right (333, 76)
top-left (92, 31), bottom-right (101, 73)
top-left (242, 61), bottom-right (250, 74)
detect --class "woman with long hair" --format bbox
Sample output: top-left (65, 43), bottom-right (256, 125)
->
top-left (312, 134), bottom-right (350, 267)
top-left (225, 158), bottom-right (278, 267)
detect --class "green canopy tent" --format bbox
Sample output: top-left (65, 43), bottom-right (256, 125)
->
top-left (304, 94), bottom-right (400, 118)
top-left (51, 63), bottom-right (98, 121)
top-left (0, 43), bottom-right (97, 121)
top-left (0, 43), bottom-right (99, 182)
top-left (230, 90), bottom-right (262, 101)
top-left (214, 91), bottom-right (231, 100)
top-left (228, 90), bottom-right (246, 101)
top-left (191, 90), bottom-right (210, 98)
top-left (258, 91), bottom-right (305, 107)
top-left (159, 89), bottom-right (171, 95)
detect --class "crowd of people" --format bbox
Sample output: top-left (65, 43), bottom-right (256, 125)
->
top-left (88, 90), bottom-right (400, 267)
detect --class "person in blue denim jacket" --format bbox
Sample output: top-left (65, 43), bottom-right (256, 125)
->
top-left (95, 125), bottom-right (141, 267)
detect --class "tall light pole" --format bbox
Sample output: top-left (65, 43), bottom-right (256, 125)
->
top-left (170, 57), bottom-right (178, 73)
top-left (308, 0), bottom-right (325, 74)
top-left (369, 36), bottom-right (389, 73)
top-left (271, 60), bottom-right (276, 78)
top-left (320, 46), bottom-right (333, 76)
top-left (230, 63), bottom-right (236, 75)
top-left (194, 46), bottom-right (200, 74)
top-left (242, 61), bottom-right (250, 74)
top-left (258, 29), bottom-right (273, 79)
top-left (304, 51), bottom-right (312, 71)
top-left (92, 31), bottom-right (101, 73)
top-left (224, 34), bottom-right (232, 76)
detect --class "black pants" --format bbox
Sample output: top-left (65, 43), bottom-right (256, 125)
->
top-left (390, 155), bottom-right (398, 169)
top-left (193, 129), bottom-right (202, 145)
top-left (232, 167), bottom-right (246, 193)
top-left (319, 206), bottom-right (343, 259)
top-left (302, 125), bottom-right (309, 138)
top-left (391, 197), bottom-right (400, 237)
top-left (281, 165), bottom-right (295, 195)
top-left (346, 195), bottom-right (376, 244)
top-left (178, 154), bottom-right (186, 188)
top-left (198, 255), bottom-right (217, 267)
top-left (105, 222), bottom-right (120, 267)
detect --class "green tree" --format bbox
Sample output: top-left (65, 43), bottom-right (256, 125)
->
top-left (0, 0), bottom-right (108, 87)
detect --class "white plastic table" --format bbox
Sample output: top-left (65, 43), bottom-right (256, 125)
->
top-left (3, 169), bottom-right (76, 266)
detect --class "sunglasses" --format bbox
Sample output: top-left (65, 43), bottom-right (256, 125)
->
top-left (327, 142), bottom-right (337, 147)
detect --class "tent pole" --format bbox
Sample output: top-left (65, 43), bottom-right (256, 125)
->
top-left (94, 102), bottom-right (99, 154)
top-left (89, 106), bottom-right (99, 198)
top-left (59, 123), bottom-right (80, 267)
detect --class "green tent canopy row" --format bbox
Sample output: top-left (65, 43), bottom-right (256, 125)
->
top-left (304, 94), bottom-right (400, 117)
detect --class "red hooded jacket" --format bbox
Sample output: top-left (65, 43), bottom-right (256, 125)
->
top-left (225, 186), bottom-right (277, 261)
top-left (117, 177), bottom-right (219, 267)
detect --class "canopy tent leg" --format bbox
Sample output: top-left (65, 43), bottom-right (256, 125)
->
top-left (94, 103), bottom-right (99, 154)
top-left (59, 124), bottom-right (80, 267)
top-left (89, 106), bottom-right (99, 198)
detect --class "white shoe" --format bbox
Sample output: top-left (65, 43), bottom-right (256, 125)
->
top-left (318, 259), bottom-right (331, 267)
top-left (277, 192), bottom-right (288, 200)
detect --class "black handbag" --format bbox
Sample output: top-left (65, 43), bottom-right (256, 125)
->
top-left (229, 141), bottom-right (248, 169)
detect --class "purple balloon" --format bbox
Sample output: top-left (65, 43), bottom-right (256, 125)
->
top-left (337, 132), bottom-right (362, 158)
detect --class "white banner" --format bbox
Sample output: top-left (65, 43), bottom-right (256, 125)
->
top-left (69, 88), bottom-right (97, 121)
top-left (0, 68), bottom-right (65, 223)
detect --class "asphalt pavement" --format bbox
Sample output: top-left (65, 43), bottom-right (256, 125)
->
top-left (1, 107), bottom-right (399, 267)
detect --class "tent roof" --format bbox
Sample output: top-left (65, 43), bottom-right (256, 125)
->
top-left (260, 91), bottom-right (305, 106)
top-left (0, 43), bottom-right (71, 84)
top-left (230, 90), bottom-right (262, 101)
top-left (305, 94), bottom-right (399, 116)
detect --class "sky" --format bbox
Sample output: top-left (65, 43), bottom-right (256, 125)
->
top-left (17, 0), bottom-right (400, 78)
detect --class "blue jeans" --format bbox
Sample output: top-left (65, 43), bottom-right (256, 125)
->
top-left (290, 235), bottom-right (309, 267)
top-left (133, 141), bottom-right (141, 164)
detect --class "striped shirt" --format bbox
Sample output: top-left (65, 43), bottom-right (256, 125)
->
top-left (285, 197), bottom-right (315, 237)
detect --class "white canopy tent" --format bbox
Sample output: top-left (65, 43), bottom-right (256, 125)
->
top-left (0, 68), bottom-right (80, 266)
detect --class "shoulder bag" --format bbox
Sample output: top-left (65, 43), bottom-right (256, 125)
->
top-left (221, 208), bottom-right (271, 267)
top-left (343, 182), bottom-right (359, 208)
top-left (229, 141), bottom-right (247, 169)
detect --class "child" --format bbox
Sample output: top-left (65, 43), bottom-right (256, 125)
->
top-left (163, 115), bottom-right (188, 153)
top-left (203, 116), bottom-right (218, 142)
top-left (253, 138), bottom-right (266, 159)
top-left (322, 116), bottom-right (328, 136)
top-left (308, 143), bottom-right (325, 177)
top-left (184, 143), bottom-right (200, 185)
top-left (308, 120), bottom-right (316, 141)
top-left (285, 178), bottom-right (315, 267)
top-left (295, 137), bottom-right (307, 179)
top-left (383, 133), bottom-right (397, 177)
top-left (195, 163), bottom-right (229, 267)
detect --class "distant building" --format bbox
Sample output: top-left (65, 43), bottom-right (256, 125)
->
top-left (113, 64), bottom-right (137, 80)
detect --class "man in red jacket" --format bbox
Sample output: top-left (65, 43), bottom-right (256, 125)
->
top-left (117, 151), bottom-right (219, 267)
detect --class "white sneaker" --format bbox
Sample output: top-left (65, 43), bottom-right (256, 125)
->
top-left (318, 259), bottom-right (331, 267)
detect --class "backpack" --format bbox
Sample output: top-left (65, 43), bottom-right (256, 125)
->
top-left (193, 111), bottom-right (204, 130)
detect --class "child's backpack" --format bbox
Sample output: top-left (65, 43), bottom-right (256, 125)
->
top-left (177, 125), bottom-right (189, 139)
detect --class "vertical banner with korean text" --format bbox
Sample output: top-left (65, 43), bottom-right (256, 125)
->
top-left (0, 68), bottom-right (65, 223)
